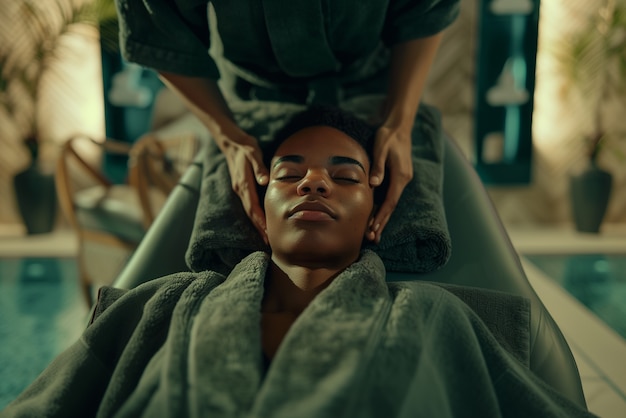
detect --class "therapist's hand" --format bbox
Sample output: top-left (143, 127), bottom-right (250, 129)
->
top-left (368, 123), bottom-right (413, 244)
top-left (156, 72), bottom-right (270, 242)
top-left (221, 133), bottom-right (269, 244)
top-left (367, 34), bottom-right (443, 243)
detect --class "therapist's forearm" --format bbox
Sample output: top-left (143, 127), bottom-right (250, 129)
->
top-left (383, 33), bottom-right (444, 130)
top-left (158, 72), bottom-right (249, 149)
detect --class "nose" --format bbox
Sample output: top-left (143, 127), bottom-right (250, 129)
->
top-left (297, 171), bottom-right (330, 197)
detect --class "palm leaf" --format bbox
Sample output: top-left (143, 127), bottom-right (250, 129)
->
top-left (0, 0), bottom-right (120, 138)
top-left (557, 1), bottom-right (626, 93)
top-left (550, 0), bottom-right (626, 160)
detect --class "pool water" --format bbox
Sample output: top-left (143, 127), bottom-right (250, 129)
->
top-left (0, 257), bottom-right (88, 410)
top-left (525, 254), bottom-right (626, 340)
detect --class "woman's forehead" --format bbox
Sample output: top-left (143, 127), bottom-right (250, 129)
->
top-left (273, 126), bottom-right (370, 167)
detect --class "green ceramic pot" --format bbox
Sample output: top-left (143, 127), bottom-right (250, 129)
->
top-left (13, 164), bottom-right (58, 235)
top-left (569, 164), bottom-right (612, 233)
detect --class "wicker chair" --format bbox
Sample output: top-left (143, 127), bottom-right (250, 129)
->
top-left (55, 132), bottom-right (199, 305)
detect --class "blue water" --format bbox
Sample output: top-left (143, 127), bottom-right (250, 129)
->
top-left (0, 258), bottom-right (88, 410)
top-left (525, 254), bottom-right (626, 340)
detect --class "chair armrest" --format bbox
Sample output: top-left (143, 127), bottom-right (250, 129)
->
top-left (56, 135), bottom-right (119, 229)
top-left (127, 133), bottom-right (201, 227)
top-left (99, 138), bottom-right (133, 155)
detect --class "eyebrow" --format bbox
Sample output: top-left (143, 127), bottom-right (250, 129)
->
top-left (272, 155), bottom-right (366, 173)
top-left (330, 156), bottom-right (366, 173)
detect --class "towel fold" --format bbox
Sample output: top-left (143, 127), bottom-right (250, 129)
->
top-left (185, 100), bottom-right (451, 274)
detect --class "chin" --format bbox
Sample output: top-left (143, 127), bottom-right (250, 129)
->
top-left (268, 227), bottom-right (362, 263)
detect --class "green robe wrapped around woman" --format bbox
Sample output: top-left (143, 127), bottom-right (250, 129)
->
top-left (1, 251), bottom-right (595, 418)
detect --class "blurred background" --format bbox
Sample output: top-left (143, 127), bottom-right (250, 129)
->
top-left (1, 0), bottom-right (625, 232)
top-left (0, 0), bottom-right (626, 231)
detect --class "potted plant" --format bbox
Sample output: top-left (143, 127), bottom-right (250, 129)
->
top-left (554, 0), bottom-right (626, 233)
top-left (0, 0), bottom-right (118, 234)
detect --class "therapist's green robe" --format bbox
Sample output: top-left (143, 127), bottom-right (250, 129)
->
top-left (115, 0), bottom-right (460, 88)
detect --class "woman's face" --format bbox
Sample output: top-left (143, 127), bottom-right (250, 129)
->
top-left (264, 125), bottom-right (375, 267)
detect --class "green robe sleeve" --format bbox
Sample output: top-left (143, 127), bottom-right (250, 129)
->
top-left (115, 0), bottom-right (220, 78)
top-left (383, 0), bottom-right (461, 45)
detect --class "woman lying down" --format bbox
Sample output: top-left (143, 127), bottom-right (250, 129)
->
top-left (3, 106), bottom-right (595, 418)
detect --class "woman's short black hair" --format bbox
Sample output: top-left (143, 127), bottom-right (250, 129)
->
top-left (261, 105), bottom-right (377, 169)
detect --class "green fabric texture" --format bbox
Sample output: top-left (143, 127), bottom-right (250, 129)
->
top-left (114, 0), bottom-right (460, 82)
top-left (116, 0), bottom-right (218, 78)
top-left (2, 251), bottom-right (594, 417)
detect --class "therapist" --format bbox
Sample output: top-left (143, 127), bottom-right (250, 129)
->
top-left (114, 0), bottom-right (460, 243)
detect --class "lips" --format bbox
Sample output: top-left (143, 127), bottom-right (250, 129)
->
top-left (288, 200), bottom-right (337, 219)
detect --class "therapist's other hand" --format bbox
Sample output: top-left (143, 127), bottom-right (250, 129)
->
top-left (368, 123), bottom-right (413, 244)
top-left (222, 133), bottom-right (269, 244)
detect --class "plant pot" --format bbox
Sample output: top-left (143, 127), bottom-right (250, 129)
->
top-left (13, 164), bottom-right (58, 235)
top-left (569, 164), bottom-right (612, 233)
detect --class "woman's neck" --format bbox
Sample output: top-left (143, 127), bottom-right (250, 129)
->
top-left (262, 257), bottom-right (346, 315)
top-left (260, 255), bottom-right (354, 361)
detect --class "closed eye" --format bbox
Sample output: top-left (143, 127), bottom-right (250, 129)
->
top-left (276, 175), bottom-right (303, 182)
top-left (333, 177), bottom-right (360, 184)
top-left (273, 166), bottom-right (303, 182)
top-left (331, 167), bottom-right (363, 184)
